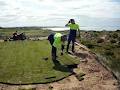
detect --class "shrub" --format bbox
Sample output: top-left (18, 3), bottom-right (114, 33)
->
top-left (86, 44), bottom-right (94, 49)
top-left (118, 42), bottom-right (120, 46)
top-left (118, 37), bottom-right (120, 41)
top-left (110, 39), bottom-right (116, 43)
top-left (81, 40), bottom-right (96, 49)
top-left (104, 50), bottom-right (114, 56)
top-left (112, 33), bottom-right (118, 39)
top-left (93, 32), bottom-right (99, 37)
top-left (97, 39), bottom-right (104, 43)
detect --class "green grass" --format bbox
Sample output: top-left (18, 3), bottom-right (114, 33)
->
top-left (0, 40), bottom-right (80, 84)
top-left (19, 88), bottom-right (36, 90)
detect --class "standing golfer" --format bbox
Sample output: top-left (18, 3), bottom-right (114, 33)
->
top-left (48, 33), bottom-right (66, 61)
top-left (65, 19), bottom-right (80, 53)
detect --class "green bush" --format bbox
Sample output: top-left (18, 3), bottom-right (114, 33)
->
top-left (112, 33), bottom-right (118, 39)
top-left (118, 37), bottom-right (120, 41)
top-left (97, 39), bottom-right (104, 43)
top-left (86, 44), bottom-right (95, 48)
top-left (104, 50), bottom-right (114, 56)
top-left (81, 40), bottom-right (96, 49)
top-left (19, 88), bottom-right (36, 90)
top-left (118, 42), bottom-right (120, 46)
top-left (110, 39), bottom-right (117, 43)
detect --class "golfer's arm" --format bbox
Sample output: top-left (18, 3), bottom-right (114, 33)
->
top-left (65, 22), bottom-right (70, 27)
top-left (78, 26), bottom-right (80, 37)
top-left (78, 28), bottom-right (80, 34)
top-left (65, 24), bottom-right (69, 27)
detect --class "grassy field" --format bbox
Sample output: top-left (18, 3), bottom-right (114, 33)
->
top-left (0, 40), bottom-right (79, 84)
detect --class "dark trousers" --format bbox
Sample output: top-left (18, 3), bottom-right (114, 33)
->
top-left (67, 38), bottom-right (75, 52)
top-left (48, 33), bottom-right (57, 60)
top-left (51, 44), bottom-right (64, 60)
top-left (52, 46), bottom-right (57, 60)
top-left (66, 30), bottom-right (76, 52)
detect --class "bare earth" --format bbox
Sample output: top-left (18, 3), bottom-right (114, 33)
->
top-left (0, 43), bottom-right (119, 90)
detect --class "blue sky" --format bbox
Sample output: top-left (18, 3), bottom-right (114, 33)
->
top-left (0, 0), bottom-right (120, 27)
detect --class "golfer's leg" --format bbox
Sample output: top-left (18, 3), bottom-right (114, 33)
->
top-left (61, 45), bottom-right (64, 52)
top-left (54, 47), bottom-right (57, 59)
top-left (72, 38), bottom-right (75, 52)
top-left (52, 46), bottom-right (55, 60)
top-left (66, 39), bottom-right (71, 52)
top-left (52, 46), bottom-right (57, 60)
top-left (49, 38), bottom-right (54, 45)
top-left (61, 45), bottom-right (64, 55)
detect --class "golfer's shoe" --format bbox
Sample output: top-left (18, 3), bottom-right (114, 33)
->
top-left (61, 52), bottom-right (63, 56)
top-left (52, 56), bottom-right (56, 61)
top-left (44, 57), bottom-right (48, 60)
top-left (72, 50), bottom-right (75, 53)
top-left (66, 51), bottom-right (72, 54)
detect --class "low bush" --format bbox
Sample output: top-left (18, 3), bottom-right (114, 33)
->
top-left (97, 39), bottom-right (104, 43)
top-left (110, 39), bottom-right (117, 43)
top-left (104, 50), bottom-right (114, 56)
top-left (112, 33), bottom-right (118, 39)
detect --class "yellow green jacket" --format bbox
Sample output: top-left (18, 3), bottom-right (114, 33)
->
top-left (67, 23), bottom-right (79, 30)
top-left (53, 33), bottom-right (62, 48)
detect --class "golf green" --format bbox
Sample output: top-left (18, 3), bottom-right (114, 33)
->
top-left (0, 40), bottom-right (79, 84)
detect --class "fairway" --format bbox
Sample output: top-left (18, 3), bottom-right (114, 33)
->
top-left (0, 40), bottom-right (79, 84)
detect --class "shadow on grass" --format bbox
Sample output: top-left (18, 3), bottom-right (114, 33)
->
top-left (19, 88), bottom-right (36, 90)
top-left (53, 60), bottom-right (73, 73)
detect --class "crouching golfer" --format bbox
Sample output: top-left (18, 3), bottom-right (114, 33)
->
top-left (48, 33), bottom-right (66, 61)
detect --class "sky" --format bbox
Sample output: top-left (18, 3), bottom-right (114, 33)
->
top-left (0, 0), bottom-right (120, 28)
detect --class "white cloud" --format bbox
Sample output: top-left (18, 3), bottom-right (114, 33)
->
top-left (0, 0), bottom-right (120, 27)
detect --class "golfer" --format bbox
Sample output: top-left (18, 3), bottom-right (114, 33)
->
top-left (65, 19), bottom-right (80, 53)
top-left (48, 33), bottom-right (66, 61)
